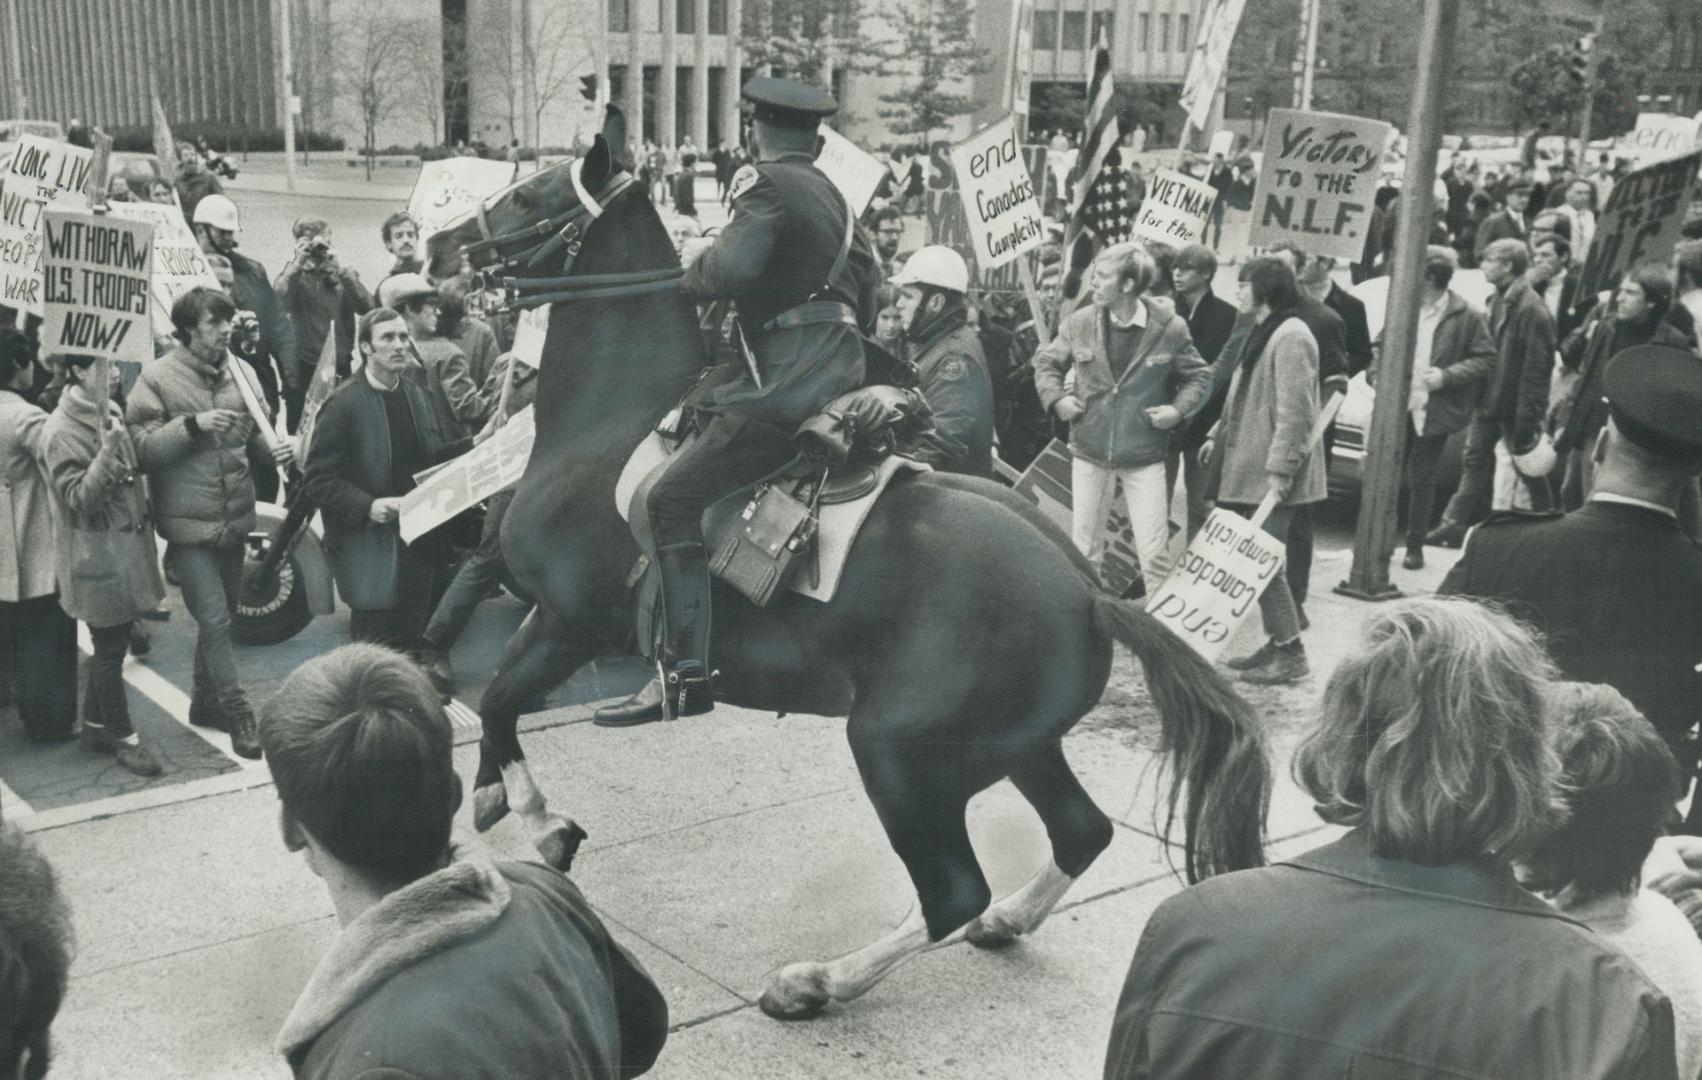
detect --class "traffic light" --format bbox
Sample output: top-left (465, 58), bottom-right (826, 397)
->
top-left (580, 75), bottom-right (599, 102)
top-left (1568, 34), bottom-right (1593, 86)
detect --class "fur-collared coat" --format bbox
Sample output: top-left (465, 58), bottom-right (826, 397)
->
top-left (277, 856), bottom-right (668, 1079)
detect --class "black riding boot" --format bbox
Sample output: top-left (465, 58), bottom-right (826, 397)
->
top-left (594, 541), bottom-right (715, 726)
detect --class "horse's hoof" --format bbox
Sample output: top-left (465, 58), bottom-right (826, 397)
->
top-left (533, 816), bottom-right (588, 872)
top-left (965, 913), bottom-right (1023, 949)
top-left (472, 783), bottom-right (510, 833)
top-left (758, 963), bottom-right (831, 1021)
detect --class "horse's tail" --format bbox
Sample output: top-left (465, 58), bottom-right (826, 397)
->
top-left (1091, 594), bottom-right (1270, 883)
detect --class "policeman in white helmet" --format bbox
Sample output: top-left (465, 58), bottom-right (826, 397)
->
top-left (191, 193), bottom-right (298, 439)
top-left (884, 245), bottom-right (995, 476)
top-left (192, 193), bottom-right (242, 258)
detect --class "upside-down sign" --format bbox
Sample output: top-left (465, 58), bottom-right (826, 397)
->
top-left (1144, 508), bottom-right (1286, 662)
top-left (949, 115), bottom-right (1046, 270)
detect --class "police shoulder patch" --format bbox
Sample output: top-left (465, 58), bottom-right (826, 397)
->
top-left (728, 164), bottom-right (761, 202)
top-left (937, 356), bottom-right (968, 381)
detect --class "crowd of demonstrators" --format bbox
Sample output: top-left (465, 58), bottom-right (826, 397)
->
top-left (376, 274), bottom-right (491, 438)
top-left (1107, 598), bottom-right (1685, 1080)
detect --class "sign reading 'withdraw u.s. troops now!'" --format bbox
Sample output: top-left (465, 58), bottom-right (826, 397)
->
top-left (41, 209), bottom-right (153, 364)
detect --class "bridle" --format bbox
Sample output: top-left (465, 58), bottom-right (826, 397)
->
top-left (461, 157), bottom-right (684, 312)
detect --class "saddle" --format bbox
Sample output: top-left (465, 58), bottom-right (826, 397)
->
top-left (616, 424), bottom-right (928, 613)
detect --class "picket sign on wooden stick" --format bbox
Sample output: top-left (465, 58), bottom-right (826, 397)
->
top-left (1015, 255), bottom-right (1051, 345)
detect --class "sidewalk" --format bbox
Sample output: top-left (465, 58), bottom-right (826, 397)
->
top-left (226, 166), bottom-right (414, 204)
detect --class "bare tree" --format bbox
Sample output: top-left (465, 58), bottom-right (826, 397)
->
top-left (525, 5), bottom-right (592, 156)
top-left (471, 17), bottom-right (523, 148)
top-left (338, 2), bottom-right (411, 177)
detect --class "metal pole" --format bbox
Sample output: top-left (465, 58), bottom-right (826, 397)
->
top-left (1336, 0), bottom-right (1459, 601)
top-left (279, 0), bottom-right (297, 192)
top-left (1299, 0), bottom-right (1320, 110)
top-left (1576, 7), bottom-right (1605, 168)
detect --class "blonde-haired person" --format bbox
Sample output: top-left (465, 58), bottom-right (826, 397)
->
top-left (1106, 597), bottom-right (1680, 1080)
top-left (1032, 240), bottom-right (1210, 595)
top-left (1519, 682), bottom-right (1702, 1080)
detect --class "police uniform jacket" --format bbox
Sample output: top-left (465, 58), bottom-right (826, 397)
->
top-left (1440, 501), bottom-right (1702, 775)
top-left (901, 314), bottom-right (994, 477)
top-left (682, 153), bottom-right (878, 426)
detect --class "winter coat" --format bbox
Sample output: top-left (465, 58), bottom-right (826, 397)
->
top-left (276, 856), bottom-right (668, 1080)
top-left (457, 317), bottom-right (503, 393)
top-left (43, 383), bottom-right (164, 628)
top-left (126, 346), bottom-right (274, 548)
top-left (227, 250), bottom-right (297, 393)
top-left (1032, 297), bottom-right (1210, 470)
top-left (1211, 314), bottom-right (1326, 506)
top-left (1177, 288), bottom-right (1243, 453)
top-left (1369, 290), bottom-right (1497, 437)
top-left (303, 375), bottom-right (468, 611)
top-left (412, 336), bottom-right (491, 438)
top-left (901, 314), bottom-right (994, 477)
top-left (1480, 276), bottom-right (1558, 453)
top-left (274, 260), bottom-right (374, 383)
top-left (0, 390), bottom-right (56, 602)
top-left (1105, 829), bottom-right (1679, 1080)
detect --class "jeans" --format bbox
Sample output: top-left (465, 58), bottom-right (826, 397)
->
top-left (171, 542), bottom-right (246, 695)
top-left (1284, 504), bottom-right (1314, 607)
top-left (1492, 436), bottom-right (1554, 512)
top-left (1071, 457), bottom-right (1171, 591)
top-left (86, 621), bottom-right (135, 739)
top-left (1404, 424), bottom-right (1450, 547)
top-left (1221, 502), bottom-right (1304, 644)
top-left (1163, 446), bottom-right (1213, 539)
top-left (424, 491), bottom-right (511, 649)
top-left (0, 594), bottom-right (77, 740)
top-left (1436, 415), bottom-right (1496, 532)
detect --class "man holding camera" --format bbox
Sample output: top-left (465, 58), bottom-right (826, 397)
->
top-left (276, 219), bottom-right (374, 427)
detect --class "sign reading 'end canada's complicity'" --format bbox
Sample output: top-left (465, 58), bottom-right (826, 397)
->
top-left (1248, 107), bottom-right (1393, 261)
top-left (41, 209), bottom-right (153, 363)
top-left (950, 116), bottom-right (1046, 270)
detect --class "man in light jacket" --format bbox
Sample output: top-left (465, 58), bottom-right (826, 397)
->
top-left (127, 288), bottom-right (295, 760)
top-left (1033, 241), bottom-right (1209, 594)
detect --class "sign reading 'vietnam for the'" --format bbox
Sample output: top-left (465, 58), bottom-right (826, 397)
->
top-left (1145, 508), bottom-right (1286, 662)
top-left (949, 116), bottom-right (1046, 270)
top-left (1248, 107), bottom-right (1393, 260)
top-left (41, 209), bottom-right (153, 363)
top-left (1132, 167), bottom-right (1216, 247)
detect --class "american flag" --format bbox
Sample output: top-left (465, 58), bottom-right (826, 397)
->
top-left (1066, 31), bottom-right (1124, 248)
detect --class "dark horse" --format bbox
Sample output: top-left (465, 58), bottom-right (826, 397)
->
top-left (428, 112), bottom-right (1270, 1019)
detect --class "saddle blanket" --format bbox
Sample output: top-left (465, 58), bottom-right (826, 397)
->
top-left (615, 431), bottom-right (928, 602)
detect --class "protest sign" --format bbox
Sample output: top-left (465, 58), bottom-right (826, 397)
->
top-left (1178, 0), bottom-right (1248, 132)
top-left (509, 304), bottom-right (551, 369)
top-left (1144, 508), bottom-right (1285, 661)
top-left (1208, 130), bottom-right (1235, 159)
top-left (1132, 167), bottom-right (1216, 246)
top-left (1578, 150), bottom-right (1701, 300)
top-left (0, 135), bottom-right (93, 314)
top-left (400, 405), bottom-right (536, 543)
top-left (1012, 440), bottom-right (1144, 597)
top-left (1618, 113), bottom-right (1700, 167)
top-left (949, 116), bottom-right (1046, 271)
top-left (1247, 107), bottom-right (1392, 260)
top-left (815, 126), bottom-right (886, 216)
top-left (40, 209), bottom-right (152, 363)
top-left (407, 157), bottom-right (519, 244)
top-left (295, 329), bottom-right (341, 461)
top-left (108, 201), bottom-right (221, 339)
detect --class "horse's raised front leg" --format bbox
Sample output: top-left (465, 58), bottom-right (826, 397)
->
top-left (475, 604), bottom-right (597, 870)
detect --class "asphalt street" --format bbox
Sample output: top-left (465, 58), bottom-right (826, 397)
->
top-left (4, 167), bottom-right (1382, 1078)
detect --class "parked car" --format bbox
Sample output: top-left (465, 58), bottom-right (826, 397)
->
top-left (1327, 268), bottom-right (1494, 504)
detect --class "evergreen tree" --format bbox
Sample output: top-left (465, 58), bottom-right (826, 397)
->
top-left (876, 0), bottom-right (988, 146)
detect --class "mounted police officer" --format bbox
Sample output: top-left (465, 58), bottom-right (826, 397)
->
top-left (596, 76), bottom-right (880, 725)
top-left (888, 246), bottom-right (994, 476)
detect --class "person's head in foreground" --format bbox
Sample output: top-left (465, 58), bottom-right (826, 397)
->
top-left (0, 824), bottom-right (73, 1080)
top-left (1104, 597), bottom-right (1680, 1080)
top-left (261, 644), bottom-right (668, 1078)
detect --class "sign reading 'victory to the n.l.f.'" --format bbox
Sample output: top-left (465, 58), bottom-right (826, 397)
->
top-left (1144, 508), bottom-right (1286, 662)
top-left (1248, 108), bottom-right (1392, 260)
top-left (949, 116), bottom-right (1045, 270)
top-left (1578, 150), bottom-right (1702, 301)
top-left (1132, 167), bottom-right (1216, 247)
top-left (41, 209), bottom-right (153, 363)
top-left (0, 135), bottom-right (93, 314)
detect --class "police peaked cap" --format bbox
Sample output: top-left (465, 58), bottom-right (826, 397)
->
top-left (1603, 344), bottom-right (1702, 468)
top-left (741, 77), bottom-right (837, 128)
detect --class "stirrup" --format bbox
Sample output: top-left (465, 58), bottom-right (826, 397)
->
top-left (660, 658), bottom-right (716, 721)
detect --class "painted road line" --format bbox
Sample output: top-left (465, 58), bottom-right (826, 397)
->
top-left (76, 625), bottom-right (267, 773)
top-left (0, 775), bottom-right (36, 822)
top-left (447, 698), bottom-right (481, 731)
top-left (17, 765), bottom-right (276, 835)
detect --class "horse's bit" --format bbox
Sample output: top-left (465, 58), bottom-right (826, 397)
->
top-left (462, 157), bottom-right (684, 312)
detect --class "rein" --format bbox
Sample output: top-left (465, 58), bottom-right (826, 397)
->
top-left (463, 158), bottom-right (684, 312)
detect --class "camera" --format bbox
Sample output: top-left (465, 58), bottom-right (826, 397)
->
top-left (308, 238), bottom-right (332, 260)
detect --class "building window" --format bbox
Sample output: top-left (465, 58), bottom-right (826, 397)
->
top-left (708, 0), bottom-right (726, 32)
top-left (1375, 36), bottom-right (1389, 65)
top-left (1178, 13), bottom-right (1190, 50)
top-left (677, 0), bottom-right (694, 33)
top-left (609, 0), bottom-right (629, 32)
top-left (1033, 10), bottom-right (1057, 49)
top-left (1139, 13), bottom-right (1150, 51)
top-left (1061, 11), bottom-right (1086, 50)
top-left (1159, 14), bottom-right (1170, 51)
top-left (1090, 11), bottom-right (1113, 48)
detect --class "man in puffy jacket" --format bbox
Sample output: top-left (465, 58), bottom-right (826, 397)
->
top-left (127, 287), bottom-right (295, 760)
top-left (1033, 241), bottom-right (1210, 594)
top-left (888, 246), bottom-right (994, 476)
